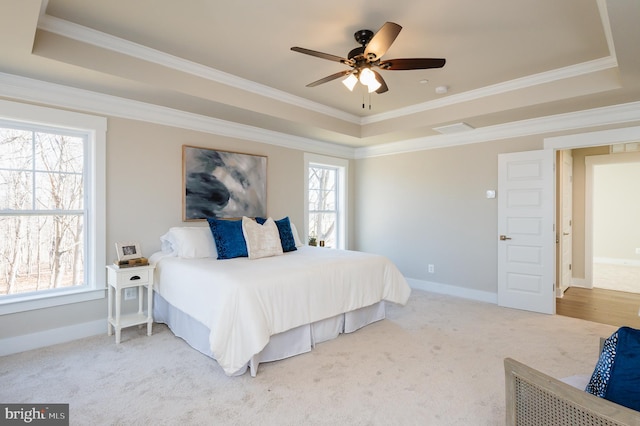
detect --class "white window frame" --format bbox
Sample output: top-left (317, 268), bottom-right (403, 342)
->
top-left (304, 153), bottom-right (348, 249)
top-left (0, 100), bottom-right (106, 314)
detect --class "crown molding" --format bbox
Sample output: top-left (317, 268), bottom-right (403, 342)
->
top-left (37, 15), bottom-right (361, 125)
top-left (2, 71), bottom-right (639, 162)
top-left (360, 56), bottom-right (618, 125)
top-left (545, 125), bottom-right (640, 150)
top-left (0, 72), bottom-right (355, 159)
top-left (354, 100), bottom-right (640, 159)
top-left (596, 0), bottom-right (616, 58)
top-left (38, 14), bottom-right (619, 131)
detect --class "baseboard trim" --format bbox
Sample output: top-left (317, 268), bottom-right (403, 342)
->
top-left (406, 278), bottom-right (498, 304)
top-left (0, 319), bottom-right (105, 357)
top-left (594, 257), bottom-right (640, 267)
top-left (570, 278), bottom-right (591, 289)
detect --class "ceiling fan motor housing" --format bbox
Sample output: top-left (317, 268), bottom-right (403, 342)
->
top-left (348, 46), bottom-right (366, 61)
top-left (354, 29), bottom-right (374, 46)
top-left (349, 29), bottom-right (374, 61)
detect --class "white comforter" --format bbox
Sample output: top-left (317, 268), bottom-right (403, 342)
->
top-left (153, 246), bottom-right (411, 375)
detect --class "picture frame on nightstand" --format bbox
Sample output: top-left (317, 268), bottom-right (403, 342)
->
top-left (115, 242), bottom-right (142, 261)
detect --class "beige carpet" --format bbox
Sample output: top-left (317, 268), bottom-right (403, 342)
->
top-left (0, 290), bottom-right (617, 425)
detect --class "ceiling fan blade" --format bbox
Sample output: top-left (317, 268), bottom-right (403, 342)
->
top-left (378, 58), bottom-right (446, 70)
top-left (291, 47), bottom-right (350, 64)
top-left (306, 70), bottom-right (351, 87)
top-left (364, 22), bottom-right (402, 60)
top-left (372, 70), bottom-right (388, 94)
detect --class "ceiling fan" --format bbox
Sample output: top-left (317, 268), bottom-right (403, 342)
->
top-left (291, 22), bottom-right (446, 94)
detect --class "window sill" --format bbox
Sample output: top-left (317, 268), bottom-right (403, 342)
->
top-left (0, 287), bottom-right (106, 315)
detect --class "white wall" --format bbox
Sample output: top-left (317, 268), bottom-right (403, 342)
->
top-left (593, 157), bottom-right (640, 261)
top-left (354, 136), bottom-right (542, 297)
top-left (104, 118), bottom-right (311, 256)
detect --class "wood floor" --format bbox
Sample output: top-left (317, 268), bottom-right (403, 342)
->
top-left (556, 287), bottom-right (640, 329)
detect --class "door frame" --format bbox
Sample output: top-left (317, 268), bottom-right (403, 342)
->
top-left (557, 150), bottom-right (573, 296)
top-left (545, 125), bottom-right (640, 293)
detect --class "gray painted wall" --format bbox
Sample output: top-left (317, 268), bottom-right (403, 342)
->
top-left (353, 136), bottom-right (542, 294)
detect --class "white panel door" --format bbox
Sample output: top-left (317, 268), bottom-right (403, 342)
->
top-left (498, 149), bottom-right (555, 314)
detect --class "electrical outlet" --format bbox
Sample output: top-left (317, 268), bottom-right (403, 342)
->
top-left (428, 264), bottom-right (435, 274)
top-left (124, 287), bottom-right (137, 301)
top-left (636, 248), bottom-right (640, 255)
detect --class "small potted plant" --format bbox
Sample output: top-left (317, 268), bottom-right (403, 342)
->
top-left (308, 236), bottom-right (317, 246)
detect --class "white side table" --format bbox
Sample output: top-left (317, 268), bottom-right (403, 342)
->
top-left (106, 264), bottom-right (155, 344)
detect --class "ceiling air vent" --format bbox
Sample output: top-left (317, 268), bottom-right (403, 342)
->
top-left (433, 122), bottom-right (475, 135)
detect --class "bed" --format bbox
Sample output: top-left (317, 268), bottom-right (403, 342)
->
top-left (149, 220), bottom-right (411, 376)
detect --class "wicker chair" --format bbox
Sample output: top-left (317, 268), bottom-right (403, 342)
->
top-left (504, 357), bottom-right (640, 425)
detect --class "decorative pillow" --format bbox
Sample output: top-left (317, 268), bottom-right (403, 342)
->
top-left (290, 222), bottom-right (303, 248)
top-left (586, 327), bottom-right (640, 411)
top-left (160, 231), bottom-right (177, 255)
top-left (242, 216), bottom-right (284, 259)
top-left (601, 327), bottom-right (640, 410)
top-left (160, 227), bottom-right (217, 258)
top-left (255, 216), bottom-right (297, 252)
top-left (206, 218), bottom-right (248, 260)
top-left (585, 330), bottom-right (618, 397)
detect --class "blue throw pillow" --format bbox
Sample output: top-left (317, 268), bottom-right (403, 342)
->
top-left (206, 218), bottom-right (247, 259)
top-left (255, 216), bottom-right (297, 252)
top-left (603, 327), bottom-right (640, 411)
top-left (585, 331), bottom-right (618, 397)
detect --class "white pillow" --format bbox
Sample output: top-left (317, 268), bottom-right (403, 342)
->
top-left (160, 227), bottom-right (217, 258)
top-left (290, 222), bottom-right (304, 248)
top-left (242, 217), bottom-right (283, 259)
top-left (160, 231), bottom-right (177, 255)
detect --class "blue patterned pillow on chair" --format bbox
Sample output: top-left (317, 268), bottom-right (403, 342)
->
top-left (586, 327), bottom-right (640, 411)
top-left (585, 330), bottom-right (618, 397)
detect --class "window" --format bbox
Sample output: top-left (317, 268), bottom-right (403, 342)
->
top-left (0, 100), bottom-right (106, 314)
top-left (304, 153), bottom-right (347, 249)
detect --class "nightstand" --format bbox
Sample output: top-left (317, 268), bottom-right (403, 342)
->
top-left (106, 264), bottom-right (155, 344)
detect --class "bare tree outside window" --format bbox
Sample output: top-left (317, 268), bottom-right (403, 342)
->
top-left (0, 126), bottom-right (85, 296)
top-left (308, 165), bottom-right (338, 248)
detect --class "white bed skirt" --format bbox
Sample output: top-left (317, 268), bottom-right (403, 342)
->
top-left (153, 293), bottom-right (386, 376)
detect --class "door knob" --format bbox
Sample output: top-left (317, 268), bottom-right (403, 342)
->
top-left (499, 235), bottom-right (512, 240)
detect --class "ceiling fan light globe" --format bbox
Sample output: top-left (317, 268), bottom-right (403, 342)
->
top-left (359, 68), bottom-right (376, 85)
top-left (367, 79), bottom-right (382, 93)
top-left (342, 74), bottom-right (358, 91)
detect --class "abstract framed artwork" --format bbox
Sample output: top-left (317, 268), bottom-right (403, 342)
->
top-left (183, 145), bottom-right (267, 221)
